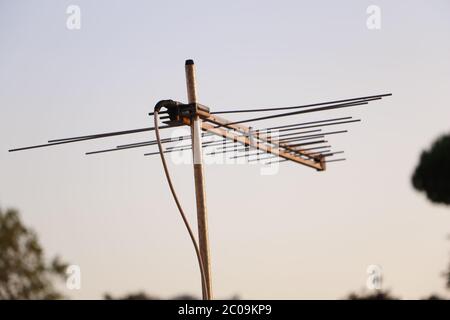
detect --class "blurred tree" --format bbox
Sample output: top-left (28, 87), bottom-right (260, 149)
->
top-left (422, 294), bottom-right (445, 300)
top-left (104, 291), bottom-right (160, 300)
top-left (446, 251), bottom-right (450, 290)
top-left (0, 207), bottom-right (67, 299)
top-left (104, 291), bottom-right (240, 300)
top-left (104, 292), bottom-right (198, 300)
top-left (412, 134), bottom-right (450, 291)
top-left (412, 134), bottom-right (450, 205)
top-left (347, 290), bottom-right (398, 300)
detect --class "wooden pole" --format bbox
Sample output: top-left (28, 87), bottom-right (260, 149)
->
top-left (185, 59), bottom-right (213, 300)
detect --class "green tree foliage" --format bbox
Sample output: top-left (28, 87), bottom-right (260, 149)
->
top-left (412, 134), bottom-right (450, 205)
top-left (0, 207), bottom-right (67, 299)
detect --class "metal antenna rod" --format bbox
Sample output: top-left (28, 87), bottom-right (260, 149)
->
top-left (211, 93), bottom-right (391, 114)
top-left (117, 131), bottom-right (215, 149)
top-left (167, 128), bottom-right (322, 152)
top-left (265, 150), bottom-right (343, 165)
top-left (84, 126), bottom-right (335, 156)
top-left (167, 139), bottom-right (233, 151)
top-left (251, 117), bottom-right (353, 132)
top-left (219, 98), bottom-right (379, 127)
top-left (326, 158), bottom-right (346, 163)
top-left (88, 119), bottom-right (350, 158)
top-left (278, 130), bottom-right (347, 143)
top-left (87, 134), bottom-right (229, 156)
top-left (205, 133), bottom-right (328, 155)
top-left (276, 119), bottom-right (360, 133)
top-left (247, 145), bottom-right (332, 163)
top-left (186, 59), bottom-right (213, 300)
top-left (278, 129), bottom-right (347, 140)
top-left (208, 139), bottom-right (328, 157)
top-left (144, 146), bottom-right (195, 156)
top-left (86, 137), bottom-right (189, 155)
top-left (47, 125), bottom-right (174, 143)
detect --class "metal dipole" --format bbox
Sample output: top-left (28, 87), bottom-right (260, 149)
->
top-left (185, 59), bottom-right (213, 300)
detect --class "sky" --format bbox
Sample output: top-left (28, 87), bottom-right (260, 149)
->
top-left (1, 0), bottom-right (450, 299)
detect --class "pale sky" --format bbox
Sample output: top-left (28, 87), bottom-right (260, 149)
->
top-left (1, 0), bottom-right (450, 299)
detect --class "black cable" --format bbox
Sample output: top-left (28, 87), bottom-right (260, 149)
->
top-left (153, 104), bottom-right (209, 300)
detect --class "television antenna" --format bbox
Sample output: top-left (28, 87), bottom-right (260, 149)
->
top-left (9, 59), bottom-right (391, 300)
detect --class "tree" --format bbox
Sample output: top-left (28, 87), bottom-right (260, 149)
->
top-left (0, 207), bottom-right (67, 299)
top-left (103, 292), bottom-right (199, 300)
top-left (412, 134), bottom-right (450, 291)
top-left (104, 291), bottom-right (240, 300)
top-left (104, 291), bottom-right (161, 300)
top-left (347, 290), bottom-right (398, 300)
top-left (412, 134), bottom-right (450, 205)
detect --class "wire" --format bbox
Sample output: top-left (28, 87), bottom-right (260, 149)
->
top-left (251, 116), bottom-right (353, 132)
top-left (211, 93), bottom-right (392, 114)
top-left (9, 125), bottom-right (174, 152)
top-left (216, 99), bottom-right (374, 127)
top-left (48, 125), bottom-right (174, 143)
top-left (153, 106), bottom-right (210, 300)
top-left (118, 132), bottom-right (214, 149)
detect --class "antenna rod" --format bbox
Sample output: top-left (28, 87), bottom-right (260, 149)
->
top-left (278, 129), bottom-right (346, 139)
top-left (206, 133), bottom-right (328, 154)
top-left (186, 59), bottom-right (213, 300)
top-left (208, 139), bottom-right (328, 156)
top-left (251, 116), bottom-right (353, 132)
top-left (278, 130), bottom-right (348, 142)
top-left (164, 129), bottom-right (322, 152)
top-left (9, 125), bottom-right (178, 152)
top-left (117, 132), bottom-right (214, 149)
top-left (220, 98), bottom-right (379, 127)
top-left (211, 93), bottom-right (391, 114)
top-left (326, 158), bottom-right (346, 163)
top-left (276, 119), bottom-right (360, 133)
top-left (47, 125), bottom-right (174, 143)
top-left (86, 135), bottom-right (228, 156)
